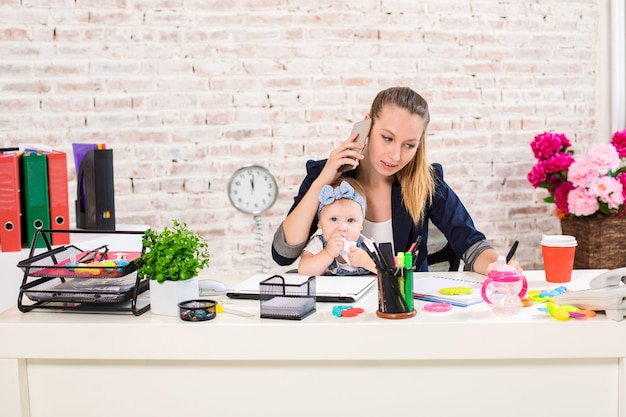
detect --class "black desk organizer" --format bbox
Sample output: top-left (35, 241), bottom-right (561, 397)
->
top-left (259, 275), bottom-right (316, 320)
top-left (17, 229), bottom-right (150, 316)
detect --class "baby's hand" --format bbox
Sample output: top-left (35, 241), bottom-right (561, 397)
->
top-left (486, 259), bottom-right (523, 274)
top-left (324, 234), bottom-right (344, 258)
top-left (348, 247), bottom-right (371, 269)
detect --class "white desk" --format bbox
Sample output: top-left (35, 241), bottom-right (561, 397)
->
top-left (1, 270), bottom-right (625, 417)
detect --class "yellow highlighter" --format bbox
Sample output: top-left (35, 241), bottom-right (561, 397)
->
top-left (396, 252), bottom-right (406, 300)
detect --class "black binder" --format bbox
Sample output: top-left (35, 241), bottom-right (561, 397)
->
top-left (75, 149), bottom-right (115, 230)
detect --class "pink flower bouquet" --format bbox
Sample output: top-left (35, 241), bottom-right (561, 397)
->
top-left (527, 130), bottom-right (626, 218)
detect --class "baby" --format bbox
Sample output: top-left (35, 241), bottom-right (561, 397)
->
top-left (298, 178), bottom-right (376, 276)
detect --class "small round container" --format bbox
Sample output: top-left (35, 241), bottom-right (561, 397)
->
top-left (178, 299), bottom-right (217, 322)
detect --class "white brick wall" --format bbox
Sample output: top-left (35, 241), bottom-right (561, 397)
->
top-left (0, 0), bottom-right (603, 272)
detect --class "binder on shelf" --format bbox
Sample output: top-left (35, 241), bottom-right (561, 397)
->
top-left (21, 152), bottom-right (51, 248)
top-left (45, 150), bottom-right (71, 245)
top-left (0, 150), bottom-right (23, 252)
top-left (75, 149), bottom-right (115, 230)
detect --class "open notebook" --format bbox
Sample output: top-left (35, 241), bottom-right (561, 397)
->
top-left (226, 273), bottom-right (377, 303)
top-left (412, 275), bottom-right (484, 307)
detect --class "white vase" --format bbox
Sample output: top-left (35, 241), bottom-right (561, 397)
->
top-left (149, 276), bottom-right (199, 316)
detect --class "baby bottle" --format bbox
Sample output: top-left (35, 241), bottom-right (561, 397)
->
top-left (481, 256), bottom-right (528, 316)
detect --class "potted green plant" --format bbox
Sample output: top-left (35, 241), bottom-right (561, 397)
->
top-left (137, 220), bottom-right (210, 316)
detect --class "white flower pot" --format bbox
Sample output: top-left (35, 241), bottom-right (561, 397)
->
top-left (149, 276), bottom-right (199, 316)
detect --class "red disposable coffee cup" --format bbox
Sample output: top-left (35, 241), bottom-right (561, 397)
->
top-left (541, 235), bottom-right (577, 283)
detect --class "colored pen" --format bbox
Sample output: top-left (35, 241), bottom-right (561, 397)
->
top-left (404, 252), bottom-right (414, 312)
top-left (506, 240), bottom-right (519, 263)
top-left (410, 235), bottom-right (423, 255)
top-left (396, 252), bottom-right (405, 299)
top-left (362, 239), bottom-right (384, 270)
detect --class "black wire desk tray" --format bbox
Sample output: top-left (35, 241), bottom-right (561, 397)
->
top-left (17, 229), bottom-right (150, 316)
top-left (17, 245), bottom-right (140, 279)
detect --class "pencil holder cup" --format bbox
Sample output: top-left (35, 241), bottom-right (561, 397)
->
top-left (376, 268), bottom-right (416, 319)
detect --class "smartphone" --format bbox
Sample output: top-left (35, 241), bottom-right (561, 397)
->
top-left (339, 118), bottom-right (372, 172)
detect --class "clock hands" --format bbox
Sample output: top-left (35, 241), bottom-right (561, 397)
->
top-left (250, 173), bottom-right (255, 193)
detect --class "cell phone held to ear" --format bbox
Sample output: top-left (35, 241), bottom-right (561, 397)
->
top-left (339, 119), bottom-right (372, 172)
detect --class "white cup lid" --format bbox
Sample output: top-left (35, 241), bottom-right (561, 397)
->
top-left (541, 234), bottom-right (577, 247)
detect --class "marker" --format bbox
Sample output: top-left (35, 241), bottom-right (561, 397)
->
top-left (409, 235), bottom-right (423, 255)
top-left (404, 252), bottom-right (413, 312)
top-left (506, 240), bottom-right (519, 263)
top-left (397, 252), bottom-right (405, 299)
top-left (405, 235), bottom-right (422, 269)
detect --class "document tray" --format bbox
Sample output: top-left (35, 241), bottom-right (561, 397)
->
top-left (17, 229), bottom-right (149, 316)
top-left (24, 274), bottom-right (144, 304)
top-left (17, 245), bottom-right (140, 279)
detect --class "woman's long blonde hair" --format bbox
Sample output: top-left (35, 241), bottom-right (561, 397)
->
top-left (369, 87), bottom-right (434, 226)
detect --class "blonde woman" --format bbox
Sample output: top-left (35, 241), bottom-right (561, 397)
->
top-left (273, 87), bottom-right (518, 275)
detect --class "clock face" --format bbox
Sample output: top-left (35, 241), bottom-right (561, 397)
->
top-left (228, 165), bottom-right (278, 215)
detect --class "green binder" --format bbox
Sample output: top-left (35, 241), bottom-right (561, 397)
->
top-left (21, 152), bottom-right (51, 248)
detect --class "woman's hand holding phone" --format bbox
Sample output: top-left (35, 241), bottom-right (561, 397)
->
top-left (338, 118), bottom-right (371, 172)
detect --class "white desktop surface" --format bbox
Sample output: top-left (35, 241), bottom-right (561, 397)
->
top-left (1, 269), bottom-right (625, 417)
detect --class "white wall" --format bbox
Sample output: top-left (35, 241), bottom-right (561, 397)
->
top-left (0, 1), bottom-right (608, 272)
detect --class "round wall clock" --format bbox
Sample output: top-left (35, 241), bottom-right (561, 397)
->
top-left (228, 164), bottom-right (279, 272)
top-left (228, 164), bottom-right (278, 215)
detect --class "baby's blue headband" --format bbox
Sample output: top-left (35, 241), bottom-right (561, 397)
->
top-left (318, 180), bottom-right (366, 215)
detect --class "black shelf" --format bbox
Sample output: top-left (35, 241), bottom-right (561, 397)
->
top-left (17, 229), bottom-right (150, 316)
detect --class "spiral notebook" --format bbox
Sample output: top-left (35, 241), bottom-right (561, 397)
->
top-left (412, 275), bottom-right (484, 307)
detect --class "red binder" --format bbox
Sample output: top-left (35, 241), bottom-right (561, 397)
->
top-left (46, 151), bottom-right (70, 245)
top-left (0, 151), bottom-right (23, 252)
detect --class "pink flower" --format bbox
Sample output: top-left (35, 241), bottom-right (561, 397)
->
top-left (612, 129), bottom-right (626, 158)
top-left (616, 172), bottom-right (626, 201)
top-left (530, 132), bottom-right (571, 160)
top-left (586, 143), bottom-right (621, 173)
top-left (528, 130), bottom-right (626, 217)
top-left (590, 176), bottom-right (624, 209)
top-left (554, 182), bottom-right (574, 214)
top-left (543, 152), bottom-right (575, 174)
top-left (527, 162), bottom-right (547, 188)
top-left (567, 187), bottom-right (600, 216)
top-left (567, 158), bottom-right (598, 188)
